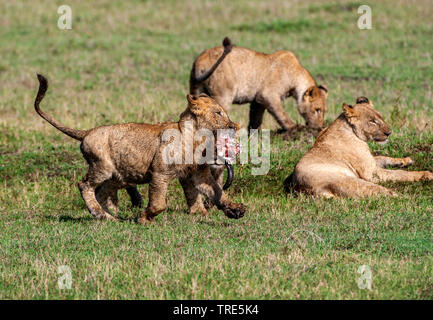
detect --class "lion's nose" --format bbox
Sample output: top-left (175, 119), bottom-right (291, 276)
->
top-left (385, 130), bottom-right (391, 137)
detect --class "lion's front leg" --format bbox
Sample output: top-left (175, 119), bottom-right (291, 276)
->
top-left (374, 168), bottom-right (433, 182)
top-left (137, 174), bottom-right (169, 225)
top-left (191, 166), bottom-right (246, 219)
top-left (374, 156), bottom-right (414, 168)
top-left (261, 94), bottom-right (297, 132)
top-left (126, 187), bottom-right (143, 208)
top-left (179, 177), bottom-right (209, 216)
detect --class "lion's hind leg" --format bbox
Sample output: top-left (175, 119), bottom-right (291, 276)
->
top-left (78, 164), bottom-right (118, 221)
top-left (248, 101), bottom-right (266, 130)
top-left (315, 176), bottom-right (396, 198)
top-left (95, 180), bottom-right (120, 215)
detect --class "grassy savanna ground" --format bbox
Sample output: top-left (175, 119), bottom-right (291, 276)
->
top-left (1, 0), bottom-right (433, 299)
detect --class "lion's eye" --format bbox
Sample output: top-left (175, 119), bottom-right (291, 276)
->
top-left (369, 120), bottom-right (377, 125)
top-left (216, 111), bottom-right (223, 116)
top-left (316, 109), bottom-right (321, 114)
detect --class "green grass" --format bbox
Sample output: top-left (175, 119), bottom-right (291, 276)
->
top-left (1, 0), bottom-right (433, 299)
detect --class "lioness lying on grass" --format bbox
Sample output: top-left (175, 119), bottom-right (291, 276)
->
top-left (34, 74), bottom-right (246, 224)
top-left (284, 97), bottom-right (433, 197)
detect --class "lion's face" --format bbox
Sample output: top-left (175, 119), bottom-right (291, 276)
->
top-left (186, 93), bottom-right (238, 132)
top-left (343, 97), bottom-right (392, 144)
top-left (298, 85), bottom-right (328, 130)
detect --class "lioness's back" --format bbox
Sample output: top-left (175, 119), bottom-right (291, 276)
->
top-left (195, 46), bottom-right (270, 82)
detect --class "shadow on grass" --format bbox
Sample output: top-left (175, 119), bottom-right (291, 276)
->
top-left (45, 215), bottom-right (94, 223)
top-left (44, 214), bottom-right (138, 223)
top-left (196, 219), bottom-right (232, 228)
top-left (270, 125), bottom-right (320, 141)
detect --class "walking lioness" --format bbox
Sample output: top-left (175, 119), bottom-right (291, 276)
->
top-left (284, 97), bottom-right (433, 197)
top-left (34, 74), bottom-right (246, 224)
top-left (190, 37), bottom-right (328, 132)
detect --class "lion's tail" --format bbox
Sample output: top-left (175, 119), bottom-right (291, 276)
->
top-left (34, 74), bottom-right (88, 141)
top-left (192, 37), bottom-right (233, 83)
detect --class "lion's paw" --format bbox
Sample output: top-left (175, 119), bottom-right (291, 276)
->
top-left (421, 171), bottom-right (433, 181)
top-left (402, 157), bottom-right (414, 167)
top-left (222, 203), bottom-right (246, 219)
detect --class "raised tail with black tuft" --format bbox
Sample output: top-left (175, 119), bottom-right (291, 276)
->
top-left (193, 36), bottom-right (233, 83)
top-left (34, 74), bottom-right (88, 141)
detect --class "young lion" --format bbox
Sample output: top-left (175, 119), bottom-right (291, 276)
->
top-left (190, 37), bottom-right (328, 132)
top-left (284, 97), bottom-right (433, 198)
top-left (34, 74), bottom-right (246, 224)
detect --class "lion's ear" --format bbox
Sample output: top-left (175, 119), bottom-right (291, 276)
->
top-left (343, 102), bottom-right (357, 118)
top-left (356, 96), bottom-right (369, 104)
top-left (186, 94), bottom-right (197, 105)
top-left (356, 96), bottom-right (374, 108)
top-left (303, 86), bottom-right (317, 102)
top-left (318, 85), bottom-right (328, 98)
top-left (186, 94), bottom-right (204, 115)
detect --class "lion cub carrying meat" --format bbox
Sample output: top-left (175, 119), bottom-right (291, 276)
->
top-left (284, 97), bottom-right (433, 198)
top-left (34, 74), bottom-right (246, 224)
top-left (190, 37), bottom-right (328, 133)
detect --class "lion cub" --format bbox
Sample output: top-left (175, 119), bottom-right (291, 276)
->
top-left (34, 74), bottom-right (246, 224)
top-left (284, 97), bottom-right (433, 198)
top-left (190, 37), bottom-right (328, 132)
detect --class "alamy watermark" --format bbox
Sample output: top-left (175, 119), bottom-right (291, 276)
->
top-left (58, 5), bottom-right (72, 30)
top-left (357, 265), bottom-right (372, 290)
top-left (357, 5), bottom-right (372, 29)
top-left (58, 265), bottom-right (72, 290)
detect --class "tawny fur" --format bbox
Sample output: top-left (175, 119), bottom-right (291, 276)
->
top-left (34, 74), bottom-right (246, 224)
top-left (190, 37), bottom-right (328, 132)
top-left (284, 97), bottom-right (433, 198)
